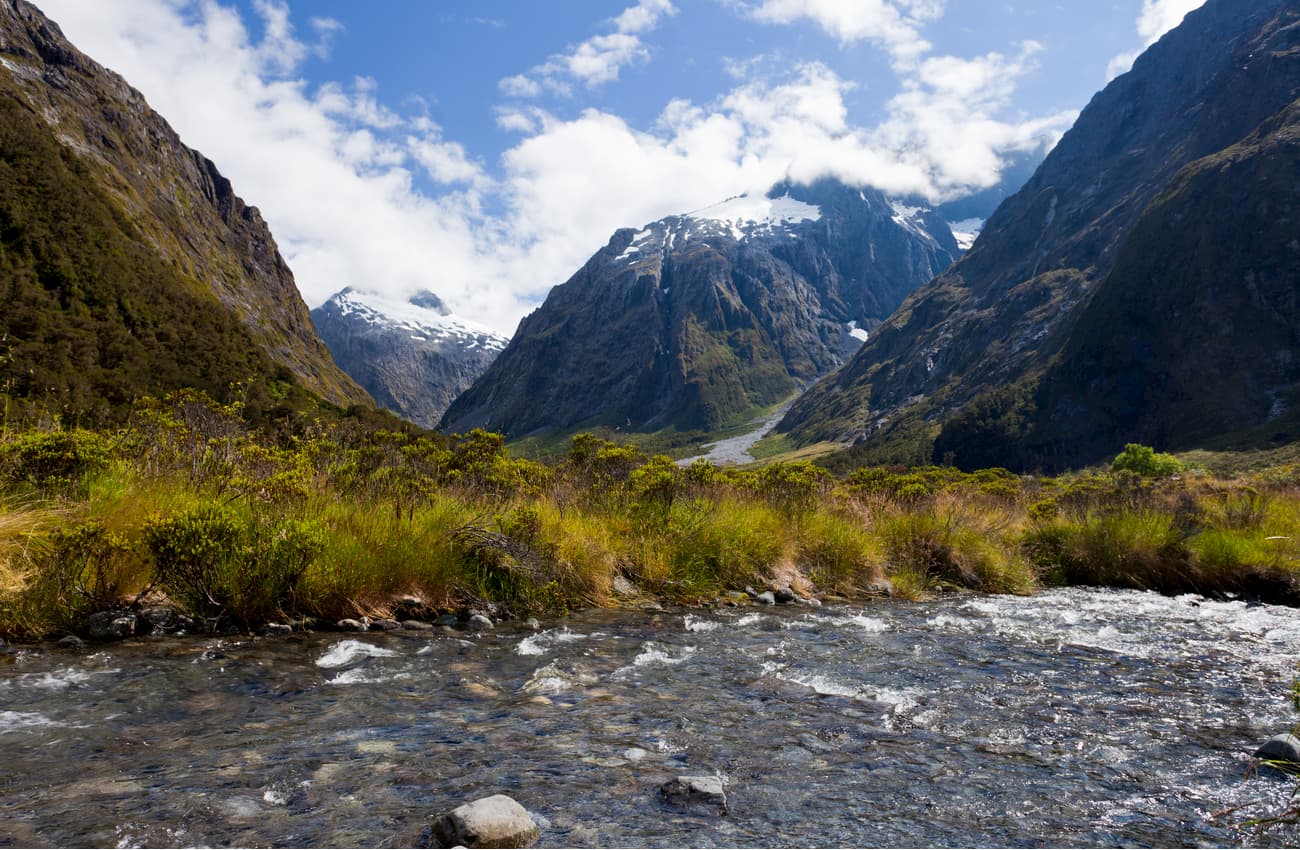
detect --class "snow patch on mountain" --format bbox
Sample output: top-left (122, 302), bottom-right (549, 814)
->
top-left (890, 201), bottom-right (939, 247)
top-left (847, 320), bottom-right (870, 342)
top-left (687, 192), bottom-right (822, 231)
top-left (329, 288), bottom-right (508, 352)
top-left (947, 218), bottom-right (984, 251)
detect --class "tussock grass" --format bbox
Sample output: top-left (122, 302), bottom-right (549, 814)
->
top-left (3, 392), bottom-right (1300, 639)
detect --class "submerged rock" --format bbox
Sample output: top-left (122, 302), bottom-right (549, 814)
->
top-left (431, 794), bottom-right (539, 848)
top-left (659, 775), bottom-right (728, 811)
top-left (1255, 733), bottom-right (1300, 774)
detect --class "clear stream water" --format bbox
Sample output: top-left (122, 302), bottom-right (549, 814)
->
top-left (3, 588), bottom-right (1300, 848)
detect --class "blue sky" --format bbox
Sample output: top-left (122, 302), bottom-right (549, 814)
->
top-left (37, 0), bottom-right (1204, 335)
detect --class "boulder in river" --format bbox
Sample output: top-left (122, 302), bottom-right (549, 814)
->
top-left (431, 794), bottom-right (539, 848)
top-left (370, 618), bottom-right (402, 632)
top-left (467, 613), bottom-right (494, 632)
top-left (773, 587), bottom-right (796, 604)
top-left (1255, 733), bottom-right (1300, 774)
top-left (754, 591), bottom-right (776, 606)
top-left (83, 611), bottom-right (136, 641)
top-left (55, 635), bottom-right (84, 649)
top-left (660, 775), bottom-right (728, 811)
top-left (336, 618), bottom-right (368, 632)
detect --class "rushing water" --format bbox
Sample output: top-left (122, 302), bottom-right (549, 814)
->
top-left (3, 588), bottom-right (1300, 848)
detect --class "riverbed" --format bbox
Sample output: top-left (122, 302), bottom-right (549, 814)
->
top-left (2, 588), bottom-right (1298, 847)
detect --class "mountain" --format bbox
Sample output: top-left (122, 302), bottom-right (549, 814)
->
top-left (441, 180), bottom-right (959, 439)
top-left (0, 0), bottom-right (370, 421)
top-left (311, 288), bottom-right (507, 429)
top-left (780, 0), bottom-right (1300, 471)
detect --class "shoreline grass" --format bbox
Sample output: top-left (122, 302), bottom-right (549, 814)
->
top-left (1, 391), bottom-right (1298, 642)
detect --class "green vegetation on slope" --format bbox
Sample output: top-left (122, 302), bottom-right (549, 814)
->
top-left (0, 95), bottom-right (329, 425)
top-left (2, 393), bottom-right (1298, 641)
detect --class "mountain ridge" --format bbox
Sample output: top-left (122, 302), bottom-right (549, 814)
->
top-left (0, 0), bottom-right (370, 414)
top-left (311, 288), bottom-right (507, 429)
top-left (779, 0), bottom-right (1300, 471)
top-left (440, 179), bottom-right (959, 440)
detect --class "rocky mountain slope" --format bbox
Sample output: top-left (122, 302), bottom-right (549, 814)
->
top-left (0, 0), bottom-right (370, 419)
top-left (780, 0), bottom-right (1300, 471)
top-left (441, 180), bottom-right (958, 439)
top-left (311, 289), bottom-right (507, 429)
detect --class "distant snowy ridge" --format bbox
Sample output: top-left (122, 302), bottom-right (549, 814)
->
top-left (328, 287), bottom-right (507, 352)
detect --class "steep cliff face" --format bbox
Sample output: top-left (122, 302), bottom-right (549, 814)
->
top-left (441, 180), bottom-right (958, 438)
top-left (0, 0), bottom-right (369, 413)
top-left (311, 289), bottom-right (507, 429)
top-left (781, 0), bottom-right (1300, 470)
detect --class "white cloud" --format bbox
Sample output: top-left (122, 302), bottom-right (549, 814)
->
top-left (35, 0), bottom-right (1069, 339)
top-left (1107, 0), bottom-right (1207, 79)
top-left (743, 0), bottom-right (942, 67)
top-left (501, 0), bottom-right (678, 96)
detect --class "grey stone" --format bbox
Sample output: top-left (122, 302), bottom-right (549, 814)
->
top-left (336, 618), bottom-right (368, 632)
top-left (431, 794), bottom-right (539, 849)
top-left (264, 623), bottom-right (293, 636)
top-left (754, 591), bottom-right (776, 606)
top-left (865, 578), bottom-right (895, 598)
top-left (612, 575), bottom-right (638, 597)
top-left (370, 618), bottom-right (402, 632)
top-left (84, 611), bottom-right (137, 641)
top-left (435, 614), bottom-right (459, 628)
top-left (402, 620), bottom-right (435, 631)
top-left (659, 775), bottom-right (728, 810)
top-left (139, 605), bottom-right (183, 632)
top-left (524, 618), bottom-right (542, 630)
top-left (773, 587), bottom-right (796, 604)
top-left (56, 635), bottom-right (84, 649)
top-left (797, 596), bottom-right (823, 607)
top-left (1256, 733), bottom-right (1300, 772)
top-left (467, 614), bottom-right (494, 631)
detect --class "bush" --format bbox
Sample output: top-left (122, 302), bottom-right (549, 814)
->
top-left (144, 504), bottom-right (322, 627)
top-left (1112, 443), bottom-right (1183, 477)
top-left (0, 429), bottom-right (115, 493)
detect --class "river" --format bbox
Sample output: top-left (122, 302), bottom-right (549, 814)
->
top-left (2, 588), bottom-right (1299, 847)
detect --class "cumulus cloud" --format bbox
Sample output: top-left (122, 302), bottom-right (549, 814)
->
top-left (742, 0), bottom-right (943, 67)
top-left (36, 0), bottom-right (1069, 337)
top-left (501, 0), bottom-right (677, 96)
top-left (1107, 0), bottom-right (1207, 79)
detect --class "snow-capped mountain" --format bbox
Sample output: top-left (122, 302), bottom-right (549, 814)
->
top-left (311, 288), bottom-right (507, 429)
top-left (441, 179), bottom-right (959, 439)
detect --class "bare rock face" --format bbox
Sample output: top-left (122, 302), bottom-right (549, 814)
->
top-left (442, 179), bottom-right (958, 439)
top-left (781, 0), bottom-right (1300, 471)
top-left (431, 794), bottom-right (539, 849)
top-left (311, 289), bottom-right (507, 429)
top-left (0, 0), bottom-right (369, 410)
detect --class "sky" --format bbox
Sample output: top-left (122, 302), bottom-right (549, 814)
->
top-left (36, 0), bottom-right (1206, 337)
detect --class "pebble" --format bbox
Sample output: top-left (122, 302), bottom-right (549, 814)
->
top-left (659, 775), bottom-right (728, 810)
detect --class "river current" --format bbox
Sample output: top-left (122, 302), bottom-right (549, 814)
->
top-left (2, 588), bottom-right (1299, 848)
